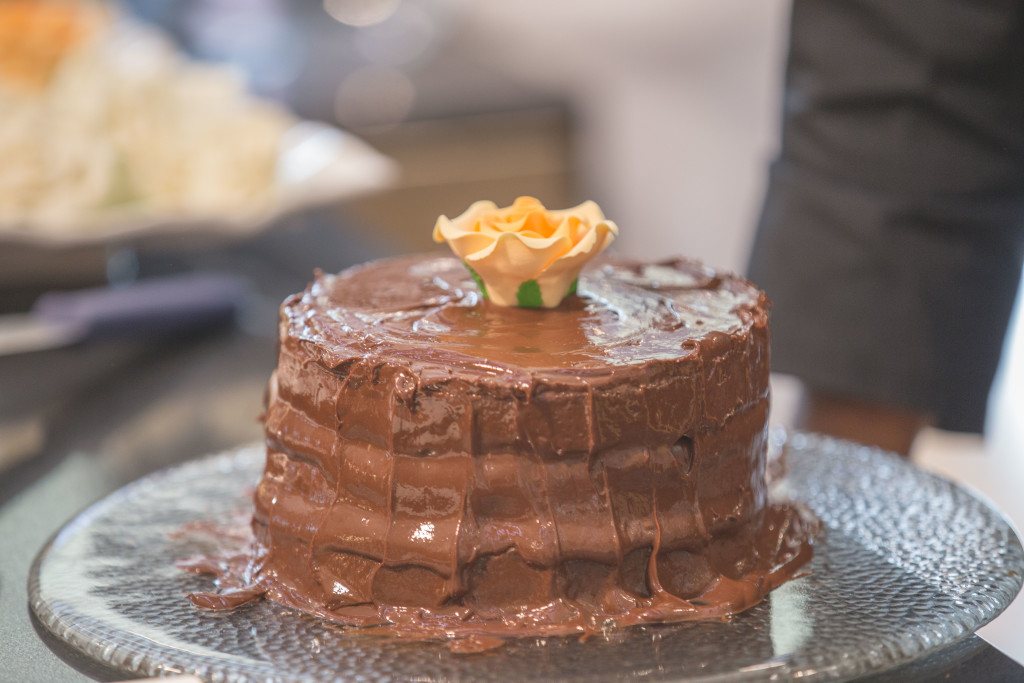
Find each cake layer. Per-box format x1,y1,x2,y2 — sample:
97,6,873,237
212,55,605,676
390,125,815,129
251,255,812,639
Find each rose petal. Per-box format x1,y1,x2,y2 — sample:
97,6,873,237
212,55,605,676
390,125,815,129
445,231,498,261
495,216,528,234
551,200,605,225
467,231,572,271
563,220,618,259
448,199,499,230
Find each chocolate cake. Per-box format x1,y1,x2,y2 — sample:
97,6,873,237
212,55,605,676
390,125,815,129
247,253,814,644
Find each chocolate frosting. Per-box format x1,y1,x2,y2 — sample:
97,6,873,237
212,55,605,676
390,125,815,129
190,255,814,649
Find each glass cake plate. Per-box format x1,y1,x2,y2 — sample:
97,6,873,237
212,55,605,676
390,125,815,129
29,432,1024,682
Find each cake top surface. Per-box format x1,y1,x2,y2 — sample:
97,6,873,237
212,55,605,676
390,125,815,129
285,254,766,377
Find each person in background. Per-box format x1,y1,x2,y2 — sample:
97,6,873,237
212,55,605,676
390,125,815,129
748,0,1024,455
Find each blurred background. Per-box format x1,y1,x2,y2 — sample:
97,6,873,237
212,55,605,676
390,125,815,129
0,0,1022,675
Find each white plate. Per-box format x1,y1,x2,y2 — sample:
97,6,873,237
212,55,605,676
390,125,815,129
0,120,396,249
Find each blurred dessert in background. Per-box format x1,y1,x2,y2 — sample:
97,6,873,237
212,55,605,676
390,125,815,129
0,0,293,233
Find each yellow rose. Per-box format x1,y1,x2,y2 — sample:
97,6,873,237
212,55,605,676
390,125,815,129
432,196,618,308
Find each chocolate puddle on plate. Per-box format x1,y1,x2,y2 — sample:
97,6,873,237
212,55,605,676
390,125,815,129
173,502,816,654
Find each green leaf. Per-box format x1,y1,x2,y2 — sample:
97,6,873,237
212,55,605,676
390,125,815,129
516,279,543,308
568,277,578,296
463,262,488,299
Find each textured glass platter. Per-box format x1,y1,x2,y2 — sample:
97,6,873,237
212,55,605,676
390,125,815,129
30,433,1024,682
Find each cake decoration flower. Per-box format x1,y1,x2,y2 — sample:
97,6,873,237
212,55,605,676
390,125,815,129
433,196,618,308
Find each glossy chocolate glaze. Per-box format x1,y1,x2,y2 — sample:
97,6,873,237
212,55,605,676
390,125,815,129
203,255,813,646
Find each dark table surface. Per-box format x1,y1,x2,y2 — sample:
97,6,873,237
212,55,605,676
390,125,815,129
1,214,1021,682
